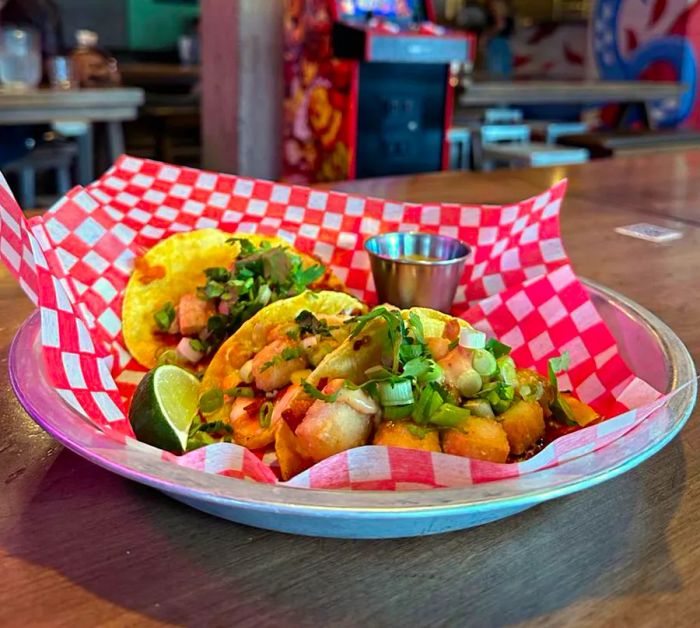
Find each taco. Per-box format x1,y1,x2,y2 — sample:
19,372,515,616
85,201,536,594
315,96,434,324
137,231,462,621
272,305,600,479
122,229,345,369
194,290,367,451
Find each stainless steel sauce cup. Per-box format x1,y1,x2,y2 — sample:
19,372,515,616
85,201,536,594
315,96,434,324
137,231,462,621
365,231,471,312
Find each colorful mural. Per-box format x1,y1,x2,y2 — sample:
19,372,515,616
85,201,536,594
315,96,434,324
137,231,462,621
592,0,700,128
283,0,357,184
512,22,588,79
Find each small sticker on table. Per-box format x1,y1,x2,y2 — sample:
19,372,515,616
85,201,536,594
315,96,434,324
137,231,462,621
615,223,684,243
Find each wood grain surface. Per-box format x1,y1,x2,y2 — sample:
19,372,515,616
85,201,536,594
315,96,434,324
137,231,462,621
1,151,699,627
458,80,687,106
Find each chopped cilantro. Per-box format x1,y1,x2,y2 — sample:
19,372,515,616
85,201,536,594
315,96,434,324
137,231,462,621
295,309,333,338
485,338,511,359
190,240,329,356
154,302,175,332
302,380,341,403
282,346,302,361
260,356,279,372
408,311,425,344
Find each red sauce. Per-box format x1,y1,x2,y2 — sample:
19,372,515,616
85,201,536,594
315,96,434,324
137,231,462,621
134,256,166,284
353,336,370,351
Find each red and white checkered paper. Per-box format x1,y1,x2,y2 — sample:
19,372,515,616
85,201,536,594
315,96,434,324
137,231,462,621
0,156,679,489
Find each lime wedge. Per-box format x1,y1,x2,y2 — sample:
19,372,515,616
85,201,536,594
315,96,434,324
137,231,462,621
128,365,200,453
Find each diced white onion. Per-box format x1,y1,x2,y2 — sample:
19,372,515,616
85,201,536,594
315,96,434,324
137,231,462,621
301,335,319,350
239,359,254,383
459,328,486,350
176,337,203,364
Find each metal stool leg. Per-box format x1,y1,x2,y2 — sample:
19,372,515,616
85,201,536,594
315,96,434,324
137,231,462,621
76,125,94,185
18,168,36,209
56,165,71,196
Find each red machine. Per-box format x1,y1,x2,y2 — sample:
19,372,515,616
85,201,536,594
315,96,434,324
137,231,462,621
283,0,474,183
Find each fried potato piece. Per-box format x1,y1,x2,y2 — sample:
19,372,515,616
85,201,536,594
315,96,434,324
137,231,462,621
516,368,554,417
295,382,377,463
442,416,510,463
275,420,314,481
373,421,440,452
561,393,600,427
499,400,545,455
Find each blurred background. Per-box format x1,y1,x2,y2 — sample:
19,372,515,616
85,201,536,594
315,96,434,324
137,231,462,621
0,0,698,206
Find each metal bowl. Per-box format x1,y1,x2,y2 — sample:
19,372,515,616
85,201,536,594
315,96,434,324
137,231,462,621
9,280,697,539
365,231,470,312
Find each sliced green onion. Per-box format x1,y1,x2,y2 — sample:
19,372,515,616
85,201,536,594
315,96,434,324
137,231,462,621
500,384,515,401
459,328,486,350
224,386,255,398
464,398,495,418
456,369,483,398
377,380,414,407
259,401,274,428
406,423,432,439
484,384,514,414
485,338,511,359
429,403,470,428
382,404,415,420
473,349,497,377
199,388,224,414
156,349,182,367
408,312,425,344
498,356,518,387
412,384,444,424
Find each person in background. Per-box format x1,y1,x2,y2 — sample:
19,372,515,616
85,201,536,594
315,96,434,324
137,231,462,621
482,0,514,79
0,0,64,167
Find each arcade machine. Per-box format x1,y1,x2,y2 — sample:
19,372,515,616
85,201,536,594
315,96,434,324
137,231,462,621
283,0,474,183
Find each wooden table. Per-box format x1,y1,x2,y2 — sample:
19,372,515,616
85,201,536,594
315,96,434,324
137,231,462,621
120,63,200,89
0,87,145,184
458,80,687,129
1,151,699,626
459,80,686,106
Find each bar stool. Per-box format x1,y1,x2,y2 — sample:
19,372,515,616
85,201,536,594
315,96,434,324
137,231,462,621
483,108,524,124
446,127,472,170
474,124,589,171
528,121,590,144
3,141,78,208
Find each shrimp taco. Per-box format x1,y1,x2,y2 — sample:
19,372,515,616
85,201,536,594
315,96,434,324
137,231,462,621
272,306,600,479
122,228,345,369
194,290,367,451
